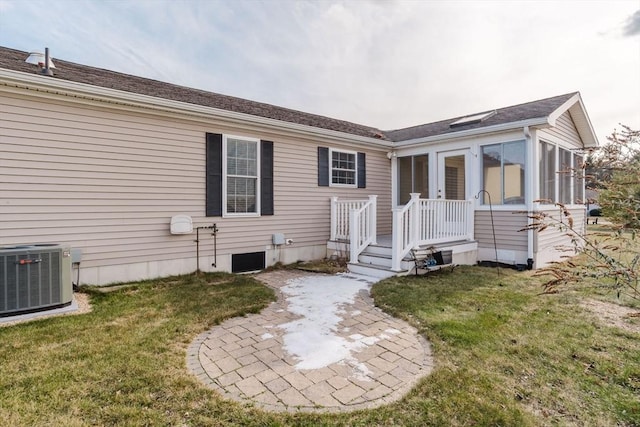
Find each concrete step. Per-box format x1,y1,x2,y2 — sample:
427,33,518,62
361,243,393,256
347,262,403,279
359,252,392,268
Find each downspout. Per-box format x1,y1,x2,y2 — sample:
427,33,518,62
524,126,535,269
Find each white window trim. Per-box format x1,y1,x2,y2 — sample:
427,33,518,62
329,147,358,188
222,134,261,218
538,139,556,205
479,140,527,207
537,140,586,207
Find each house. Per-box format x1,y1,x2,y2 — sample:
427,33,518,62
0,46,598,284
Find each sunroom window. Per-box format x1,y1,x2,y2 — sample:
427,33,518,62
539,141,556,204
558,148,572,205
574,154,585,204
539,141,584,206
481,141,526,205
398,155,429,204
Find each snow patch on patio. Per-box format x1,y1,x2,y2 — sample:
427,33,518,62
278,273,382,374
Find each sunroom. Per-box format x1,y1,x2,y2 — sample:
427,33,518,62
328,92,598,277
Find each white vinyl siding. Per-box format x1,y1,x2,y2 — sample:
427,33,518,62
474,211,528,252
544,111,582,147
534,206,586,267
0,91,391,284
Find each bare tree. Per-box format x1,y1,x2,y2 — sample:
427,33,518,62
526,125,639,302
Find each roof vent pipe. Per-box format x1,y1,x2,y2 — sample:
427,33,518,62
42,47,54,76
25,47,55,76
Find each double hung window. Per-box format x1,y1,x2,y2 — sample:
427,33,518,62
225,136,259,215
330,149,356,186
317,146,366,188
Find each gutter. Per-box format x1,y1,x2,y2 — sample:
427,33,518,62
0,69,393,150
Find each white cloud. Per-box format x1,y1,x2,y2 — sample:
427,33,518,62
1,0,638,142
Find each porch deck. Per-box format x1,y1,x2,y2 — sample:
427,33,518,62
329,195,478,278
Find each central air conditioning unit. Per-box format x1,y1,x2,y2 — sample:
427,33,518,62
0,244,73,317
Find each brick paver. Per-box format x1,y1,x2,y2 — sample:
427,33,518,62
186,270,433,413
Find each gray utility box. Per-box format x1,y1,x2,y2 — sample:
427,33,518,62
0,244,73,316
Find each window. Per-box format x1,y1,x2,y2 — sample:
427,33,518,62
225,136,259,214
539,141,556,204
398,155,429,204
537,141,585,206
318,147,365,188
481,140,525,205
206,133,273,217
450,110,496,128
574,154,584,204
559,148,572,204
331,149,356,186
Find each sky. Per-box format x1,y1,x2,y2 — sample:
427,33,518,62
1,0,639,145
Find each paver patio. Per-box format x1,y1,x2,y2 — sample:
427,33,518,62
187,270,434,413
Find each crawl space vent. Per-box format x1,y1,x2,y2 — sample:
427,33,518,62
232,252,265,273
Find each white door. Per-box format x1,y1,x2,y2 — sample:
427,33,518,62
437,150,467,200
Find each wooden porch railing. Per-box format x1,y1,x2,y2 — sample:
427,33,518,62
391,195,474,271
330,196,371,241
330,196,377,263
331,195,473,271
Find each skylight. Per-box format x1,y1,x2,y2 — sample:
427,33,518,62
450,110,497,128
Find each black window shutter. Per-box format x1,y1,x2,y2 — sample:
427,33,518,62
205,133,223,216
261,140,274,216
318,146,329,186
357,152,366,188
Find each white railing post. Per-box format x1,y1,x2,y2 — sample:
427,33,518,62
368,195,377,245
467,198,475,241
391,193,420,271
344,196,378,264
410,193,420,248
330,196,338,241
391,208,403,271
349,208,359,263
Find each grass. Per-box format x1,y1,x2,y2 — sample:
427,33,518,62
1,266,638,425
372,266,640,426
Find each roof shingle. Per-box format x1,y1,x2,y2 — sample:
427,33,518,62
0,46,386,140
0,46,577,143
383,92,577,142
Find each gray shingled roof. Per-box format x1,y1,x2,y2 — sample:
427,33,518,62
0,46,576,143
383,92,577,142
0,46,386,140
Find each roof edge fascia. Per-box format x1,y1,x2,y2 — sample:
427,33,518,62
547,93,580,126
571,97,599,148
547,92,598,148
393,117,551,147
0,69,392,149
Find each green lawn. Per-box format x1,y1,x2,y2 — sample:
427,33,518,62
1,267,638,426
